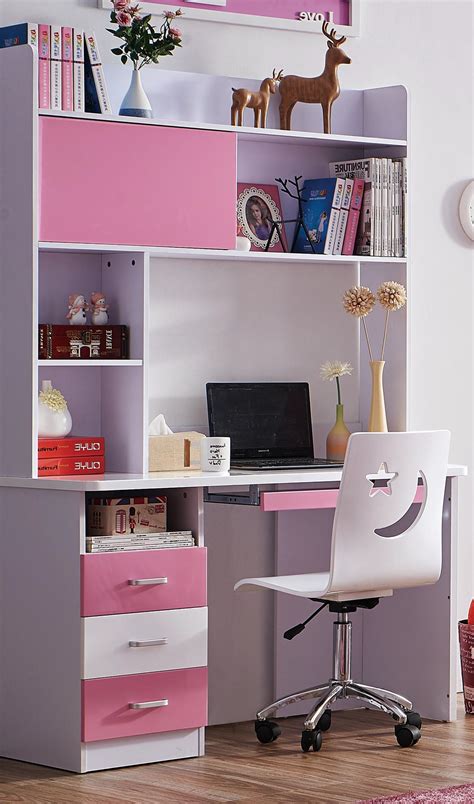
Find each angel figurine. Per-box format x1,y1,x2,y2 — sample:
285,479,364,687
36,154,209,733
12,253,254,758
66,294,88,324
90,292,109,325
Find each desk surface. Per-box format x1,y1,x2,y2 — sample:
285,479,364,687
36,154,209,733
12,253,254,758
0,464,467,492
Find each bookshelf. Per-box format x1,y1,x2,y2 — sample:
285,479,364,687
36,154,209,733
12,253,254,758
0,43,429,774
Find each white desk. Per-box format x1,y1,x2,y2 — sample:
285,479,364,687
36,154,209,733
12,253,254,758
0,464,466,771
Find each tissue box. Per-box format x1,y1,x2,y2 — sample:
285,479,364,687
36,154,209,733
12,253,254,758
148,432,205,472
87,496,167,537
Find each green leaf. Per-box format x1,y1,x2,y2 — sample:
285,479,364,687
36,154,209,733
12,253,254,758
111,47,123,55
121,54,128,64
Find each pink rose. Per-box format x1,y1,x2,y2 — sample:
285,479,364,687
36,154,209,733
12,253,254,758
113,0,129,10
116,10,132,25
169,27,181,38
164,10,176,19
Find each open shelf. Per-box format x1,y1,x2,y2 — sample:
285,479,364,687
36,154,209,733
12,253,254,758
39,243,407,263
38,109,407,150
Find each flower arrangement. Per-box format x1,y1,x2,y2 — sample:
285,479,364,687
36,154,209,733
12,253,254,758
343,281,406,360
39,385,68,412
108,2,183,70
320,360,353,404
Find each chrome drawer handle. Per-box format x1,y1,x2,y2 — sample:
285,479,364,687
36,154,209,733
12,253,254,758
129,638,168,648
128,577,168,586
129,699,169,710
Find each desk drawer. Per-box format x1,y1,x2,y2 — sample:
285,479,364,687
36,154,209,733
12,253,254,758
82,607,208,679
82,667,207,742
81,548,207,616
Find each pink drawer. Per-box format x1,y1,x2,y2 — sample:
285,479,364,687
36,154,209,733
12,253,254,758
39,117,236,249
260,486,425,512
82,667,207,742
81,547,207,616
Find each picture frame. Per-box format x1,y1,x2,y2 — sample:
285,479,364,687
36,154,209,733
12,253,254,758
98,1,360,37
236,184,287,252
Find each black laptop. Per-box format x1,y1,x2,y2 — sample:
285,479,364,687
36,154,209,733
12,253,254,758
206,382,343,470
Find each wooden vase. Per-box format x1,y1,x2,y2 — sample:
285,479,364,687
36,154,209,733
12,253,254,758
326,403,351,461
368,360,388,432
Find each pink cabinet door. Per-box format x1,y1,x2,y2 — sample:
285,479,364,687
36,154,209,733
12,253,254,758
39,117,237,249
82,667,208,742
81,547,207,616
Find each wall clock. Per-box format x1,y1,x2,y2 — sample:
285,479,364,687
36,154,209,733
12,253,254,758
459,180,474,241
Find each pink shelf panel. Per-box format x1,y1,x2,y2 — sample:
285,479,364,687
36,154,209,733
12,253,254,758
81,547,207,616
39,117,236,249
260,485,425,512
82,666,208,742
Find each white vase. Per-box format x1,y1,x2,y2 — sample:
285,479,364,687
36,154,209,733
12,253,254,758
119,68,153,119
38,381,73,438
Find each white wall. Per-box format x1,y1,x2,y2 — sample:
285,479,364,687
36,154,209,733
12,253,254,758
2,0,472,680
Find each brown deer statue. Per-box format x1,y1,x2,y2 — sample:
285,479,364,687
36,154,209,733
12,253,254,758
279,22,350,133
231,69,284,129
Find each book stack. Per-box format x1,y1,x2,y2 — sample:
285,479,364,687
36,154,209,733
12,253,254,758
86,531,195,553
0,24,111,114
293,176,366,257
38,436,105,476
329,157,407,257
39,324,129,360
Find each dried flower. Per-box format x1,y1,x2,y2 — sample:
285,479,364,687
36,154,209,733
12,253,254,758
343,285,376,318
320,361,353,382
377,281,407,311
39,387,68,412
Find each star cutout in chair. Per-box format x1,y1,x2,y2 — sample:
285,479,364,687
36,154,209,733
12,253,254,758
366,462,398,497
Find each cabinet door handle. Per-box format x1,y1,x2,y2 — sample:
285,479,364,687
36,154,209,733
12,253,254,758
129,699,169,710
128,577,168,586
129,638,168,648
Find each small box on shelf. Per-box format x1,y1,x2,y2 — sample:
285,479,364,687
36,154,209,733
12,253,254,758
149,432,205,472
39,324,129,360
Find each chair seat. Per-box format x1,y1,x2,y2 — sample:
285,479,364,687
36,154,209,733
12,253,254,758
234,572,393,602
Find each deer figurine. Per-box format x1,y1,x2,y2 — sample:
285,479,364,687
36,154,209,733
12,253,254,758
279,22,351,133
231,69,284,129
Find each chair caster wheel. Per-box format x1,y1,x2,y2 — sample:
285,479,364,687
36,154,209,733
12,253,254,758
395,723,421,747
301,729,322,752
317,709,332,732
255,719,281,744
405,711,422,729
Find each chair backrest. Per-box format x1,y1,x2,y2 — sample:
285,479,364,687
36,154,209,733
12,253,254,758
328,430,450,594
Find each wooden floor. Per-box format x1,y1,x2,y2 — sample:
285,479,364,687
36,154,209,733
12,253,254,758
0,698,473,803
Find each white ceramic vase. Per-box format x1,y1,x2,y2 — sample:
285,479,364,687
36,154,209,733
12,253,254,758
119,67,153,119
38,381,73,438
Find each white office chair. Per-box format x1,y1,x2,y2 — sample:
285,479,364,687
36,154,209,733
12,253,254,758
235,430,450,753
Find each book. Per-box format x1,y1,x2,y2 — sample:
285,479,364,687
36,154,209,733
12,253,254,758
342,178,364,256
38,324,129,360
84,31,112,114
50,25,62,111
381,158,389,257
86,531,195,553
0,22,38,48
333,178,354,256
38,436,105,459
61,27,74,112
38,455,105,477
38,24,51,110
293,177,344,255
329,158,377,255
73,29,85,112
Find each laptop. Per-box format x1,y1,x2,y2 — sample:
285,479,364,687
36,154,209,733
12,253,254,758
206,382,343,470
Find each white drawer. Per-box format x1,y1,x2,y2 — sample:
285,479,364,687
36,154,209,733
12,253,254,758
82,607,207,680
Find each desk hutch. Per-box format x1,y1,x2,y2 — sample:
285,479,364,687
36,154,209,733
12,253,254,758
0,44,466,772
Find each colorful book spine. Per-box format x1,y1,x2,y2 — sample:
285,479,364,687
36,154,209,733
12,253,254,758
333,178,354,256
38,455,105,477
61,27,74,111
329,158,377,255
73,29,85,112
38,436,105,459
38,24,51,109
84,31,112,114
323,176,344,255
342,178,364,256
50,25,62,111
0,23,38,49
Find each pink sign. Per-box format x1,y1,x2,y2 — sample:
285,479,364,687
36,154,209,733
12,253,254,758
139,1,354,30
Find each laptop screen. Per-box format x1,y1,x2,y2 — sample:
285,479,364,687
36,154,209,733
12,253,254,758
206,382,314,460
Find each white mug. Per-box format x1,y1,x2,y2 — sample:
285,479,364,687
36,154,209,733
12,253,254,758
200,436,231,473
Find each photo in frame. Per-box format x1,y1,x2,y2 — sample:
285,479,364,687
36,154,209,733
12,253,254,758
236,184,287,252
